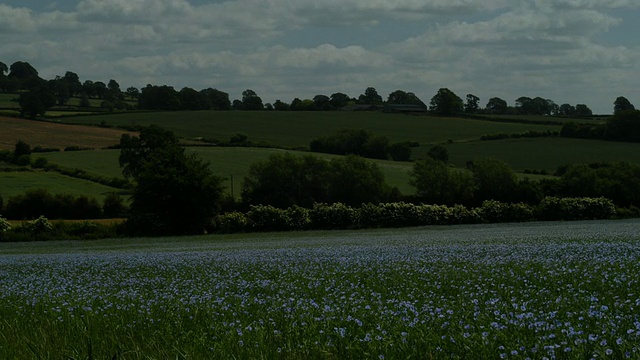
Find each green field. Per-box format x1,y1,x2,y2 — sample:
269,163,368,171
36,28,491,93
39,147,415,196
59,111,561,147
0,93,19,108
0,171,124,202
414,137,640,172
1,220,639,358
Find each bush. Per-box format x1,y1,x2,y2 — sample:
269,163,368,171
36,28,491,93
286,205,311,230
478,200,534,223
246,205,290,232
31,157,48,168
22,216,53,236
537,197,616,221
0,216,11,234
377,202,423,227
356,203,384,228
210,212,249,233
103,192,127,218
309,203,355,229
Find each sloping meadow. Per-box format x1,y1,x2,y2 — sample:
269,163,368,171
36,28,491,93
1,220,640,358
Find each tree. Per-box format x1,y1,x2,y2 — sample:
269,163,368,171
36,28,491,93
429,88,463,115
605,110,640,141
125,86,140,101
179,87,207,110
241,153,330,208
468,158,519,203
8,61,38,80
575,104,592,116
273,99,290,111
107,79,122,100
138,85,180,110
409,158,475,205
327,155,392,206
427,145,449,163
200,88,230,110
0,61,7,76
358,87,383,105
330,92,350,108
18,82,56,118
119,126,223,235
241,89,263,110
49,77,71,105
485,97,508,114
464,94,480,113
558,103,576,116
614,96,635,114
63,71,82,96
313,94,332,110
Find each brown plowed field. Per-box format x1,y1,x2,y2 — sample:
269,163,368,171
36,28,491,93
0,117,135,150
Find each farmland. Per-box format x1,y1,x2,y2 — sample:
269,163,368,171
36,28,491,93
0,171,125,201
1,220,639,358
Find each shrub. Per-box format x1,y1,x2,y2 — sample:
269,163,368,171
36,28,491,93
22,216,53,236
103,192,127,218
377,202,422,227
356,203,384,228
31,157,48,168
285,205,311,230
478,200,534,223
0,216,10,233
537,197,616,221
246,205,289,232
210,212,249,233
309,203,355,229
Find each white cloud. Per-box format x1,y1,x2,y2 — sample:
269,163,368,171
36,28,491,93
0,4,37,32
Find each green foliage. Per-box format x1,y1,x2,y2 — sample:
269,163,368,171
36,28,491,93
309,203,355,230
246,205,290,232
119,126,224,235
242,153,330,209
469,158,519,204
210,211,249,233
309,128,390,160
22,215,53,236
388,141,412,161
0,216,10,234
537,197,615,221
409,158,475,206
102,192,127,218
14,140,31,158
327,155,392,207
427,145,448,163
31,157,48,169
429,88,463,115
478,200,534,223
605,110,640,142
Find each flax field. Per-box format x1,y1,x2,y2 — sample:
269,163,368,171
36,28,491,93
1,220,639,359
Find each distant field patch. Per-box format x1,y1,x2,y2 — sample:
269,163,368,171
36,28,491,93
40,147,415,196
0,171,124,202
0,117,134,151
416,137,640,171
60,111,561,147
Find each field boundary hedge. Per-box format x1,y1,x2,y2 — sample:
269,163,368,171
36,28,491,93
209,197,616,233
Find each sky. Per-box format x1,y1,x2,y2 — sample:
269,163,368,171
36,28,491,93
0,0,638,114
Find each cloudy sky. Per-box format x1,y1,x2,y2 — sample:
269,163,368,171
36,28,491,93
1,0,638,114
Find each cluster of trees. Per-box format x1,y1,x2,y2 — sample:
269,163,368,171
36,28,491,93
309,129,413,161
0,189,126,220
5,60,637,119
560,109,640,142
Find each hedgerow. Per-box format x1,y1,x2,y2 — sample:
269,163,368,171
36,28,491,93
208,197,616,234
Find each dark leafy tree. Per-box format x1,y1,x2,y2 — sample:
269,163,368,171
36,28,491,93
605,110,640,141
358,87,383,105
18,82,56,118
241,153,330,208
0,61,7,76
516,96,556,115
49,77,71,105
82,80,95,97
485,97,508,114
430,88,463,115
200,88,231,110
138,85,180,110
290,98,315,111
63,71,82,96
427,145,449,163
179,87,208,110
468,158,519,203
14,140,31,158
93,81,108,99
558,103,576,116
8,61,38,80
102,192,127,218
614,96,635,114
388,141,412,161
273,99,290,111
575,104,592,116
241,89,263,110
119,126,223,235
125,87,140,101
313,95,332,110
409,157,475,206
330,92,350,108
464,94,480,113
327,155,392,206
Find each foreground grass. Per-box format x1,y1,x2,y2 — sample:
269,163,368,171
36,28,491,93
1,220,639,359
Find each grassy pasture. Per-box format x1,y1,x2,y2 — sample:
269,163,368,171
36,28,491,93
40,147,416,196
0,117,134,151
59,111,561,147
416,137,640,172
1,220,639,358
0,93,19,108
0,171,124,202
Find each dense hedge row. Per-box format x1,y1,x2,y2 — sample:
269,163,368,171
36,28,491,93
209,197,616,233
0,216,122,242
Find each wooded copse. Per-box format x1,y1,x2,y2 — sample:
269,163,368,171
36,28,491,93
2,60,634,117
